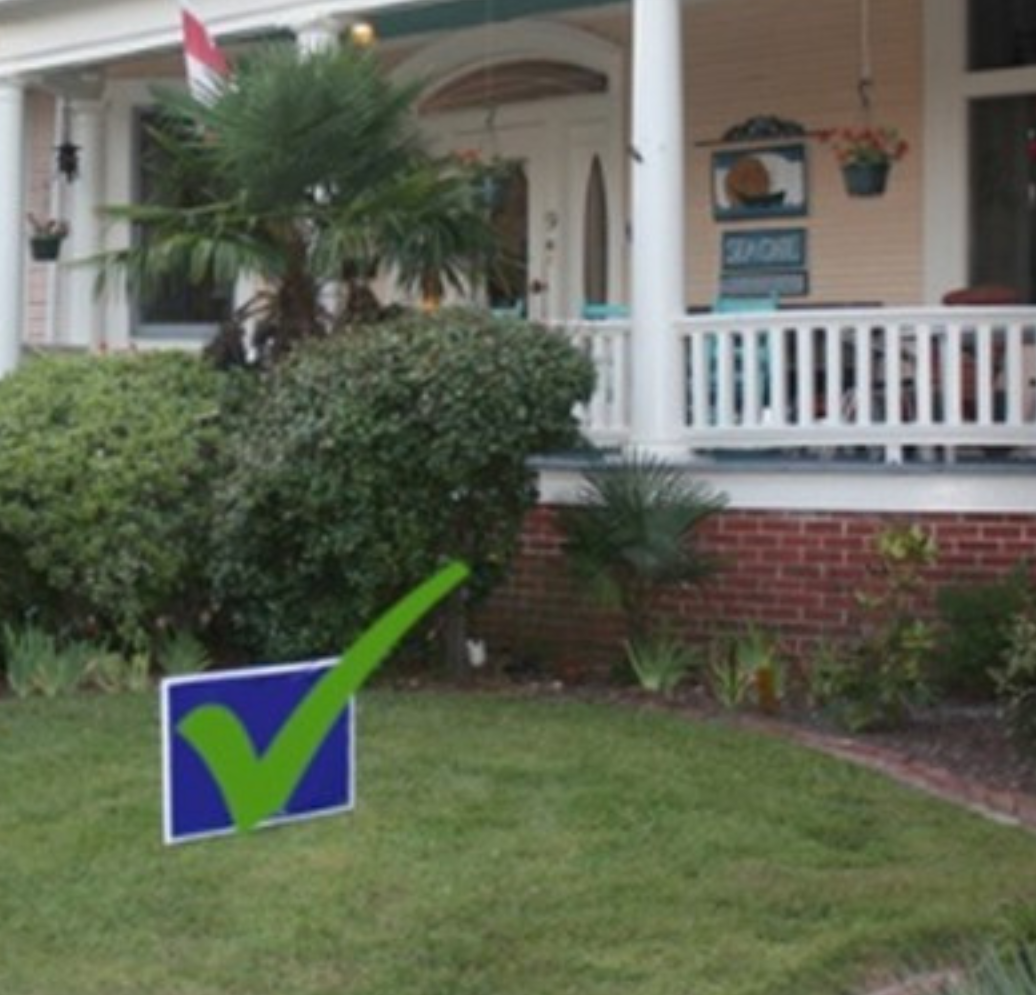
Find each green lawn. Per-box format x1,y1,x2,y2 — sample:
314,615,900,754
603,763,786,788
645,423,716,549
2,690,1035,995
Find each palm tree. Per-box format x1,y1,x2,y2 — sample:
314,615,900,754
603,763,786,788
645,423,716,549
98,42,495,362
558,453,728,643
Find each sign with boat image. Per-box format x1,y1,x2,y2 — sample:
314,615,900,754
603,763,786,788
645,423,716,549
712,143,807,221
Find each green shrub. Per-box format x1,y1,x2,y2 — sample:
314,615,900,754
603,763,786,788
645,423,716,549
0,352,226,650
212,308,595,659
936,564,1034,699
812,524,937,731
993,612,1036,752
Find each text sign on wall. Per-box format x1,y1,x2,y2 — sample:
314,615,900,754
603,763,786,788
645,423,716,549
722,228,808,272
161,658,354,845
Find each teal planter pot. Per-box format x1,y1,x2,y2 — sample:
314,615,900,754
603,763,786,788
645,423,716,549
29,235,64,262
842,161,891,197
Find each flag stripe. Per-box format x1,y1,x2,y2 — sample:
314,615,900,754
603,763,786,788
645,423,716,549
181,1,229,99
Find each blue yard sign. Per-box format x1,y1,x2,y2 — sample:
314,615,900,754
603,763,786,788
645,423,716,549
161,658,354,845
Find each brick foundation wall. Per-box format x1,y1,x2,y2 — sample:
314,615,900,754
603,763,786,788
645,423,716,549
472,505,1036,674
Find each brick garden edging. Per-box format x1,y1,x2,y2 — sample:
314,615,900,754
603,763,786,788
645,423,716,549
741,716,1036,833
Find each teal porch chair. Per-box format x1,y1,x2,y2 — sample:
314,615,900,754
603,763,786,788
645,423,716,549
581,302,630,320
707,293,779,423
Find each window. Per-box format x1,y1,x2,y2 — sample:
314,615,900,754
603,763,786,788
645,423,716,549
134,110,232,338
969,0,1036,71
582,155,609,306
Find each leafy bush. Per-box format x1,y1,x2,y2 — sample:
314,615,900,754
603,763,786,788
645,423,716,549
993,612,1036,752
811,524,937,731
212,308,595,659
0,352,226,650
936,563,1034,699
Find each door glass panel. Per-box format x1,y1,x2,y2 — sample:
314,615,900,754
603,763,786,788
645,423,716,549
970,0,1036,71
583,155,609,305
969,96,1036,301
487,164,529,312
135,111,232,334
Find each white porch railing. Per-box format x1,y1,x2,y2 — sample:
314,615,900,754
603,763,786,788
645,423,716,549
556,307,1036,462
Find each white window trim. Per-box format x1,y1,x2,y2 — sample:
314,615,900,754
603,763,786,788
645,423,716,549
924,0,1036,302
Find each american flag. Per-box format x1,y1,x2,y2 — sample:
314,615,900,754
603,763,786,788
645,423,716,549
180,1,230,100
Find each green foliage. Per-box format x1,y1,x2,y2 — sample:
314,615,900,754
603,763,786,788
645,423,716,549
993,612,1036,752
624,631,699,695
945,945,1036,995
99,43,493,361
936,563,1034,699
155,628,212,676
708,646,755,710
1,623,85,698
558,452,727,644
705,626,785,712
86,650,152,694
212,308,594,659
0,352,226,651
812,524,937,731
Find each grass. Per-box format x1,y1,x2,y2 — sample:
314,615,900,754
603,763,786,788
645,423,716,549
2,690,1035,995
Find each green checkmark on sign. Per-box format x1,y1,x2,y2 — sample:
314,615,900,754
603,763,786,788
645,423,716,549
176,561,469,833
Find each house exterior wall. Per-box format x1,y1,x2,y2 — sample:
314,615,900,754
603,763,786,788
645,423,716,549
472,504,1035,673
16,0,929,344
685,0,924,307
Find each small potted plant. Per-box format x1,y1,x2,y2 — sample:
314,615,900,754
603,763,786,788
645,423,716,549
452,148,522,211
27,213,70,262
821,125,908,197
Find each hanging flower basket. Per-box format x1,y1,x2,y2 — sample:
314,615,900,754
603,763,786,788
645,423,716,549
821,126,907,199
29,234,66,262
26,214,69,262
841,160,890,197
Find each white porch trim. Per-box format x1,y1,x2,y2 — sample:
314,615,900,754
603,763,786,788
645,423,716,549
0,77,25,375
538,459,1036,515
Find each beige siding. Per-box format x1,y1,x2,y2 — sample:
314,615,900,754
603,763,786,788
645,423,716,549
25,90,58,345
686,0,924,306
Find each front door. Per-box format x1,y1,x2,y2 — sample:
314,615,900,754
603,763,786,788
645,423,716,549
420,93,622,320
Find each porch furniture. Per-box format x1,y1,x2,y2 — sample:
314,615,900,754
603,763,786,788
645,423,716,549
582,302,630,320
703,294,779,426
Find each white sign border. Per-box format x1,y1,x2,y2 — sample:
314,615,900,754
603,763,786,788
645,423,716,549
160,657,356,846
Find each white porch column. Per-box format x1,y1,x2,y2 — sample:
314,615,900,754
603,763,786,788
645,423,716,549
630,0,686,456
0,78,26,376
64,99,106,349
293,15,342,55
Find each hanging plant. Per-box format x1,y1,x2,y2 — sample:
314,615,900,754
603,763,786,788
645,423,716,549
26,213,70,262
452,149,522,211
821,126,909,197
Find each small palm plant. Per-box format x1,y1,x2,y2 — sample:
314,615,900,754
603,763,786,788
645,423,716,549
558,453,727,685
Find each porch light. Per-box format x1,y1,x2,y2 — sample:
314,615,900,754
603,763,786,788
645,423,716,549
349,21,375,47
56,139,81,183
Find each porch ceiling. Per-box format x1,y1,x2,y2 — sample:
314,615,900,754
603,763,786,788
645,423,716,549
371,0,628,40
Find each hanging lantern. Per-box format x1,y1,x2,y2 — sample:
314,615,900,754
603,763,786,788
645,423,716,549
56,140,80,182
